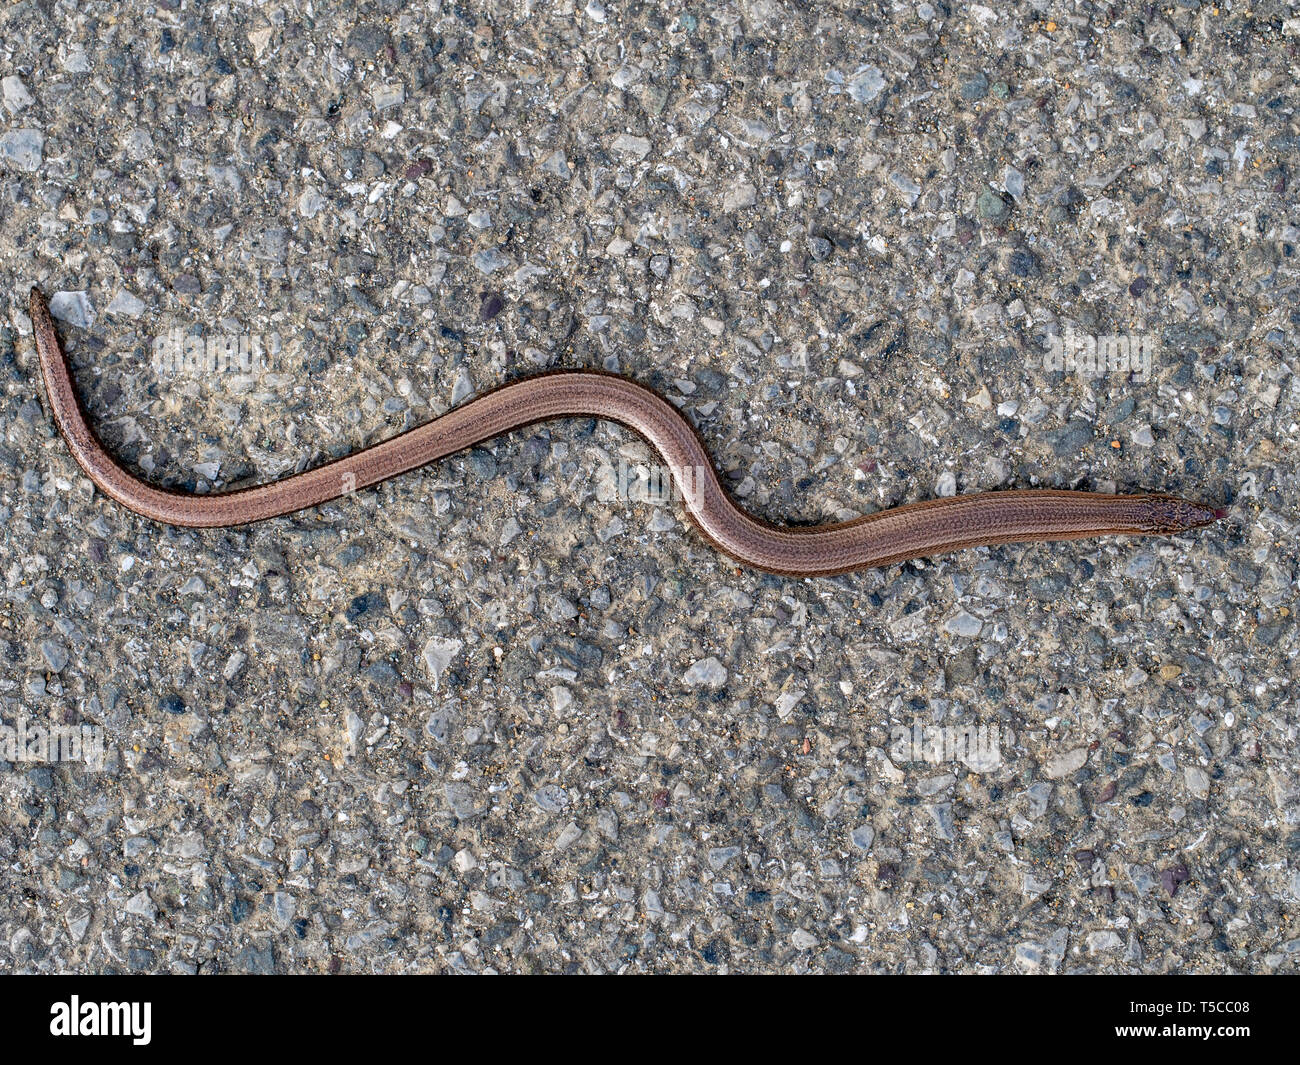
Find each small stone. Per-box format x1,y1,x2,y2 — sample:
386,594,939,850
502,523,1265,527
371,83,404,110
943,612,983,637
1014,941,1044,973
1147,19,1182,53
1023,872,1052,900
928,803,955,840
1003,166,1024,200
1008,250,1040,277
541,151,571,179
298,188,326,218
450,367,476,407
421,636,463,690
233,944,275,974
611,133,652,160
471,248,510,275
65,909,91,942
683,656,727,687
1046,748,1088,779
445,783,485,819
534,784,570,813
479,291,505,321
723,182,757,211
553,822,582,850
48,291,97,329
1160,862,1190,897
889,172,921,206
270,893,295,930
959,72,989,101
1046,419,1093,457
846,66,886,105
977,186,1009,221
2,76,35,113
774,690,803,720
61,49,91,74
106,290,146,317
124,891,156,921
467,449,497,479
247,28,273,57
1086,930,1123,954
0,129,44,172
40,640,70,673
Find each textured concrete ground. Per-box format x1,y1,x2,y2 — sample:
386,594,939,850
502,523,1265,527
0,1,1296,973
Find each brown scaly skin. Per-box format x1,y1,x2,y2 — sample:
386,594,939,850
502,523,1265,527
27,286,1226,577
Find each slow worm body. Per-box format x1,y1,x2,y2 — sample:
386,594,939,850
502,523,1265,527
28,287,1223,576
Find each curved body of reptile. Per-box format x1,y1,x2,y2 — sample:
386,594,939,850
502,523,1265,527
28,287,1223,577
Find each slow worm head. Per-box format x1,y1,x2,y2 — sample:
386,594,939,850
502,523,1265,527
28,286,1225,577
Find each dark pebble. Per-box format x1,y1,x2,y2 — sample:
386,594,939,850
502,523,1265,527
479,291,505,321
1105,395,1137,425
1046,418,1094,457
959,72,989,101
1160,862,1190,897
232,943,276,974
346,591,383,622
347,286,378,315
1008,249,1041,277
467,449,497,478
345,23,390,57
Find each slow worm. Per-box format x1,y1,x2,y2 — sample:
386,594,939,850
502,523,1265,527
28,287,1224,577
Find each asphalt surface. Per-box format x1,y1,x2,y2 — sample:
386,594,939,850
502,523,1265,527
0,1,1295,973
